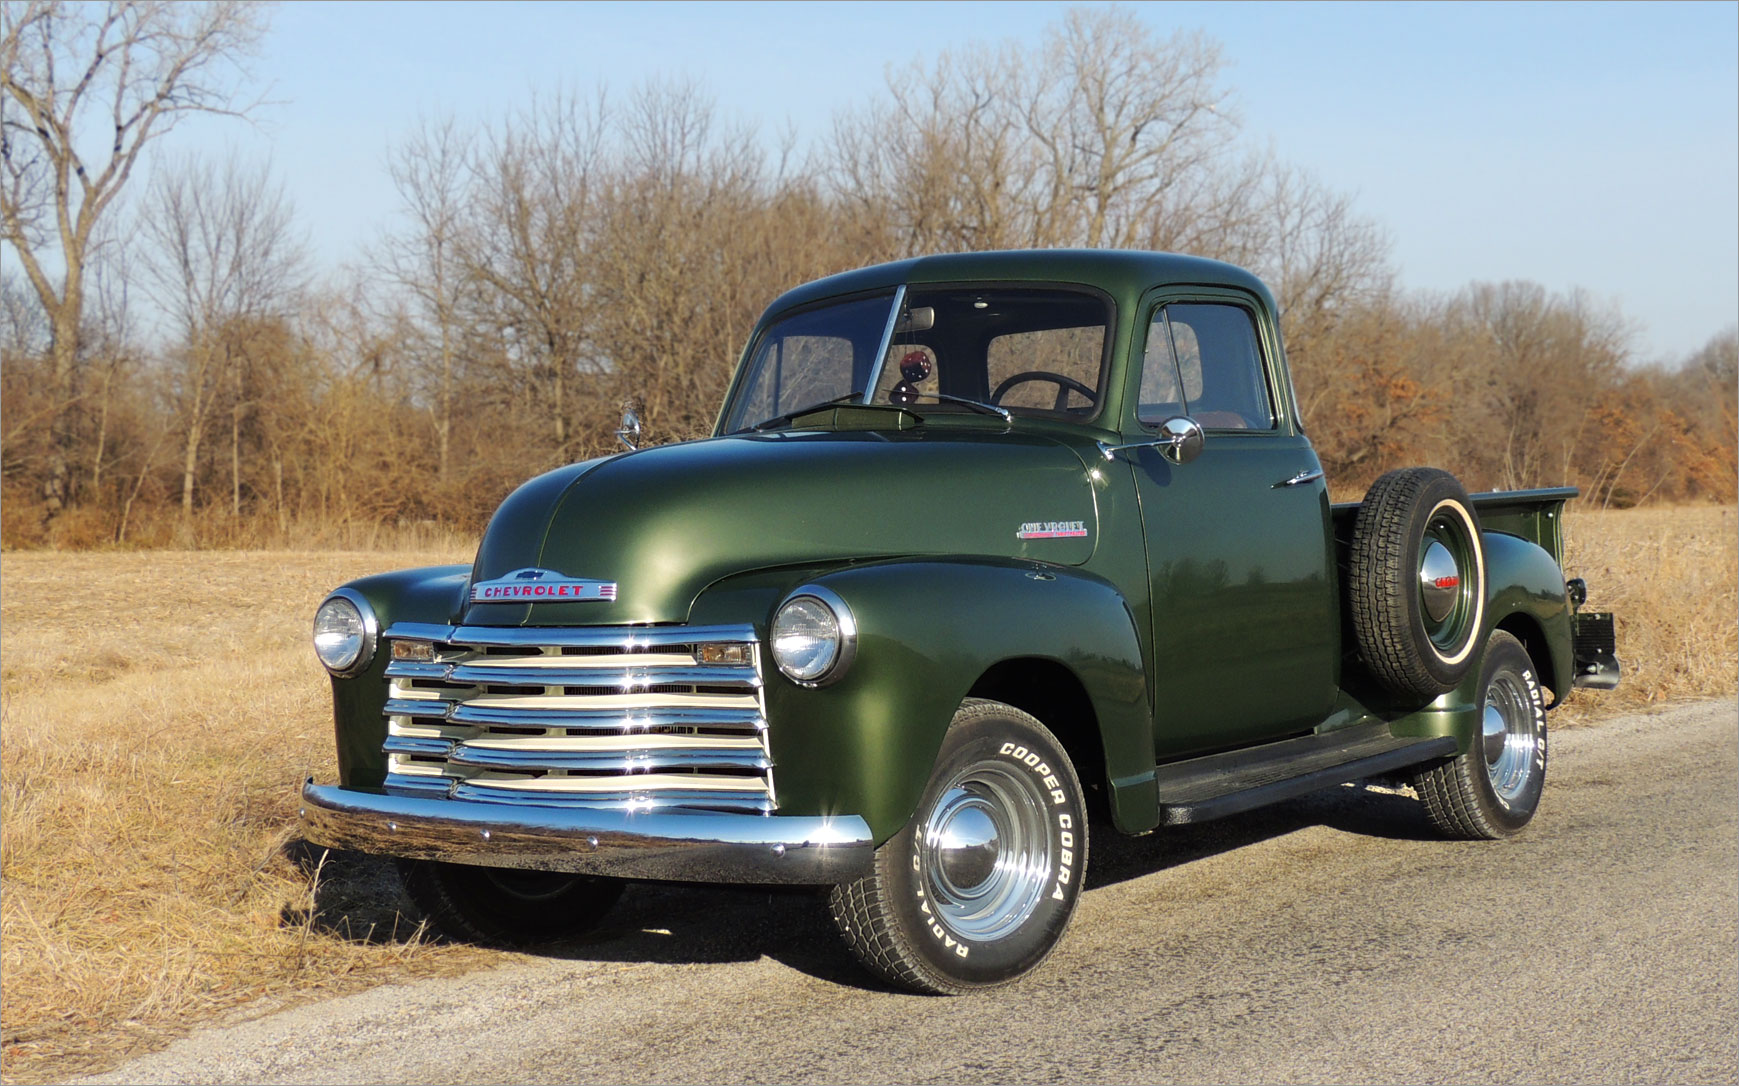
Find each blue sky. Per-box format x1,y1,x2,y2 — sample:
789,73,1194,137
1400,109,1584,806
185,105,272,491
160,1,1739,362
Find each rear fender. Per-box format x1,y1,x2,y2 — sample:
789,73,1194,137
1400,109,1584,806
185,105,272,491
1481,532,1573,699
1389,531,1571,752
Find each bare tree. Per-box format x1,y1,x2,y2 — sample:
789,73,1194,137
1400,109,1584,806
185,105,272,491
1252,160,1393,374
0,261,47,353
1,0,270,514
463,89,607,463
1458,282,1631,490
591,81,768,438
139,154,302,524
81,217,136,494
828,8,1240,255
380,116,472,484
1038,11,1236,248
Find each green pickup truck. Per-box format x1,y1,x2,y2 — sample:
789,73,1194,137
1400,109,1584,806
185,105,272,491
300,250,1619,993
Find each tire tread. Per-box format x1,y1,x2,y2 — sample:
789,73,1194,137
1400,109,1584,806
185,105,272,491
829,866,963,995
1409,630,1543,840
1350,467,1479,697
826,698,1081,995
1413,755,1503,839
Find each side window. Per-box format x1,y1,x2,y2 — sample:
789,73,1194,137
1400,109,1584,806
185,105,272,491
1138,312,1186,424
1139,302,1275,430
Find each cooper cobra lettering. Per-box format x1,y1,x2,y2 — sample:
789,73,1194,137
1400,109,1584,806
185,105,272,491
1000,742,1076,897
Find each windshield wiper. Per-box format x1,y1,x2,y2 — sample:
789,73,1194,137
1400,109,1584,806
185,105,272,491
902,391,1012,423
744,394,873,432
740,390,1011,433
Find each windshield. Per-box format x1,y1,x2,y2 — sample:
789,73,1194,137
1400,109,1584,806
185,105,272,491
719,292,896,434
721,286,1111,432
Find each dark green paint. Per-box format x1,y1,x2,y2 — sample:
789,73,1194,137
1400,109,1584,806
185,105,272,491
327,565,470,787
1470,488,1578,568
690,559,1151,842
317,250,1586,844
1133,434,1339,755
1481,531,1576,699
466,428,1099,627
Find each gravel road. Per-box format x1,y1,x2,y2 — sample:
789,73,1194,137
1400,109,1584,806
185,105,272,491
85,698,1737,1085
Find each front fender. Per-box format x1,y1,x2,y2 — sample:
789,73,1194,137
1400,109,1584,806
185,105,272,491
691,559,1151,844
326,565,471,788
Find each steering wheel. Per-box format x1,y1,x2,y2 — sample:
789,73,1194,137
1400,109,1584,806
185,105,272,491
990,371,1098,411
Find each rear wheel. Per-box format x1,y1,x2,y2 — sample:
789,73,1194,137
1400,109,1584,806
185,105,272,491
398,860,623,946
1412,630,1548,838
829,699,1088,994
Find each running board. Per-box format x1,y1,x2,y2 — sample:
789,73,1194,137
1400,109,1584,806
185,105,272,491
1155,722,1457,826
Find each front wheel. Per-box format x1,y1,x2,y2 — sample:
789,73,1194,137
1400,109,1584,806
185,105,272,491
828,699,1088,994
1411,630,1548,838
398,860,623,946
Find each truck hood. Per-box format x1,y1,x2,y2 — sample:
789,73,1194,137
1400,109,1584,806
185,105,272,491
462,428,1099,626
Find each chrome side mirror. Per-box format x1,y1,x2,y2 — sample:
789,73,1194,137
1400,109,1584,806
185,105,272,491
1097,415,1205,464
1155,415,1205,464
616,404,642,451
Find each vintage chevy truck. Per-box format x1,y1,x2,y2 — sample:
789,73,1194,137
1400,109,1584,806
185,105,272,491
299,250,1619,993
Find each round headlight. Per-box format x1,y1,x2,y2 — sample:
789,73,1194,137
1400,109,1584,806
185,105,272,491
313,590,378,676
770,585,856,686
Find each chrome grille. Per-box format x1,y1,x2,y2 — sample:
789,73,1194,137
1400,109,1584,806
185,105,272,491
379,622,773,814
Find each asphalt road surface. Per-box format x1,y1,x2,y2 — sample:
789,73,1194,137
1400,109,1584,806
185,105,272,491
88,699,1737,1085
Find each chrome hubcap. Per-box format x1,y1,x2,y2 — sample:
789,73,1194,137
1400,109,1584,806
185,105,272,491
920,761,1052,943
1419,540,1461,624
932,799,1001,891
1482,704,1508,763
1483,671,1541,804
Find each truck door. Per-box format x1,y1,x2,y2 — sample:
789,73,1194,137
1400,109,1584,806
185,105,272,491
1128,292,1339,758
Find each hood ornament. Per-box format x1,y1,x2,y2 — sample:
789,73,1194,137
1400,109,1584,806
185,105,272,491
616,401,642,451
471,568,617,603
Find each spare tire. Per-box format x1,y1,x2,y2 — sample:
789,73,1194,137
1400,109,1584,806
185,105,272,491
1349,467,1486,700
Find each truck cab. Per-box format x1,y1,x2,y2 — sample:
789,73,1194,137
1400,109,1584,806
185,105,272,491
300,250,1618,993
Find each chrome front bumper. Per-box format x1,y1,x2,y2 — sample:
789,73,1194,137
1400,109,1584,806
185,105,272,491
298,780,875,885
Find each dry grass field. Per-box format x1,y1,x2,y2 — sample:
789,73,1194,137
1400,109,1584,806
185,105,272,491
1,506,1734,1083
1557,505,1739,720
0,550,495,1084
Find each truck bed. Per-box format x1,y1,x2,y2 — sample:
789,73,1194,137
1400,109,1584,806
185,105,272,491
1331,486,1578,565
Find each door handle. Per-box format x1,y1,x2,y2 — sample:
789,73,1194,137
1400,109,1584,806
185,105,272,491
1273,469,1324,488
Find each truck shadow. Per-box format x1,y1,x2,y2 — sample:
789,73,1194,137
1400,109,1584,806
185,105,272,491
1087,780,1440,889
285,782,1444,991
280,842,434,945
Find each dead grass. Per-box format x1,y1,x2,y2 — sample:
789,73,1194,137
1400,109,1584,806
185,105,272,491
0,508,1733,1082
0,551,497,1085
1556,505,1739,723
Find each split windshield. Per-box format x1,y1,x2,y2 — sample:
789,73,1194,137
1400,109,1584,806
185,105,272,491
721,286,1110,433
